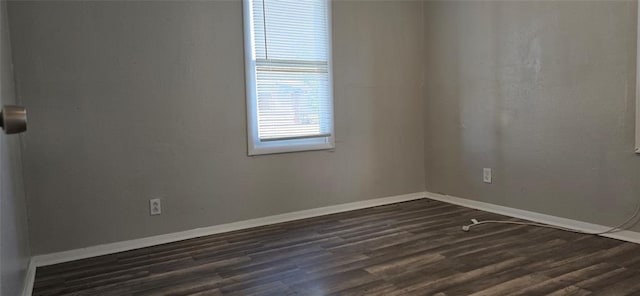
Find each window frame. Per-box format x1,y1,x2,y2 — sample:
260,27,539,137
242,0,335,156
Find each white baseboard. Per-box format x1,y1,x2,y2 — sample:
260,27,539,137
424,191,640,244
24,190,640,296
22,259,36,296
30,192,426,269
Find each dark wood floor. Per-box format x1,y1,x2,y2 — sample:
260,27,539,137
33,199,640,296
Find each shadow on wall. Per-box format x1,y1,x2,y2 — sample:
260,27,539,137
1,0,31,294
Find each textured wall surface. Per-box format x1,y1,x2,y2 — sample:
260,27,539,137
8,0,425,254
423,0,640,231
0,0,30,294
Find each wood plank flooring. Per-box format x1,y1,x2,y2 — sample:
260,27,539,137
33,199,640,296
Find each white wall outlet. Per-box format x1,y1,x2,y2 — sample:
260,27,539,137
150,198,162,216
483,168,492,184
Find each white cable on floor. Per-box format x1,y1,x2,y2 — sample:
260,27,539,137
461,199,640,235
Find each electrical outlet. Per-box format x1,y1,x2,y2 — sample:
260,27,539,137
483,168,492,184
150,198,162,216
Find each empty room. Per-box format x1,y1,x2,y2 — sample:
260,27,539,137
1,0,640,295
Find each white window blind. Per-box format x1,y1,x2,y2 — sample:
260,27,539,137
244,0,334,155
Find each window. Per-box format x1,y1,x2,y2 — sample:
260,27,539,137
243,0,334,155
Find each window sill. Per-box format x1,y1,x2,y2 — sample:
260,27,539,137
248,141,334,156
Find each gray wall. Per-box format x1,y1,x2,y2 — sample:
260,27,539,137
12,0,638,257
0,0,30,294
8,0,425,254
423,1,640,231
